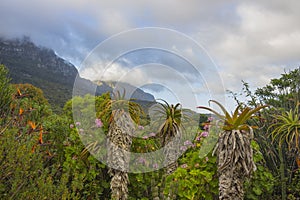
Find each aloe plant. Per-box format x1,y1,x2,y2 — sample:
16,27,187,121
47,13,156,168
156,100,182,149
81,91,144,200
269,102,300,200
107,92,144,200
269,102,300,151
152,100,184,199
198,100,267,200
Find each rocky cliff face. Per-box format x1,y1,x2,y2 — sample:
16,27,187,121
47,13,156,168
0,37,155,112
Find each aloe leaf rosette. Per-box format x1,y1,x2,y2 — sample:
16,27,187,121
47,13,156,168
197,100,267,200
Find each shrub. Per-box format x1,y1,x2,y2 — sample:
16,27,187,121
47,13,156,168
0,64,13,125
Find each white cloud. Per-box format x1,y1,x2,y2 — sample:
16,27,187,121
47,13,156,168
80,62,130,81
199,1,300,93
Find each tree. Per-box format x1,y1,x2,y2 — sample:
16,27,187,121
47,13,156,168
255,67,300,110
156,100,183,174
152,100,186,199
198,100,267,200
99,91,143,200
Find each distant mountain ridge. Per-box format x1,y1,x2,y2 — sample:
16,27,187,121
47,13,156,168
0,37,155,112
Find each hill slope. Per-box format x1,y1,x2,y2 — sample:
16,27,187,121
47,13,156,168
0,37,155,112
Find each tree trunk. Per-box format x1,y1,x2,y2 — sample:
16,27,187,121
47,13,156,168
217,129,256,200
107,109,135,200
218,168,244,199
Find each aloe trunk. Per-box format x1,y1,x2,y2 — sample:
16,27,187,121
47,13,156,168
163,124,181,174
217,130,256,200
107,109,135,200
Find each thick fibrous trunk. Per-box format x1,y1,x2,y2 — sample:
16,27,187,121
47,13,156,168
107,109,135,200
218,168,244,199
217,129,256,200
163,125,181,175
109,170,129,200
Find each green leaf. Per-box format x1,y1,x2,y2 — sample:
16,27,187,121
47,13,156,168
199,171,213,182
253,187,263,195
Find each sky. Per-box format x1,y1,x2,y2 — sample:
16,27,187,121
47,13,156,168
1,0,300,112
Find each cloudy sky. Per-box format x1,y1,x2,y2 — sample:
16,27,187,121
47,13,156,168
1,0,300,111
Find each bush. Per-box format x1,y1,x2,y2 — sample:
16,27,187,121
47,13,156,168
0,64,13,125
244,141,275,199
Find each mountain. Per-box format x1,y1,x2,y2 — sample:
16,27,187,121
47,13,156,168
0,37,155,112
94,80,155,102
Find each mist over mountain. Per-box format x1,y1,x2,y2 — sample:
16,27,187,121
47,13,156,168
0,37,155,112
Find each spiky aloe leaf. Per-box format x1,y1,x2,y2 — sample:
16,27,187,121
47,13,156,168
233,105,268,130
196,106,225,120
209,100,233,123
198,100,268,131
269,102,300,150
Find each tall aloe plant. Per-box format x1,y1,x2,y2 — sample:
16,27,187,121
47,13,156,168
269,102,300,200
105,91,143,200
106,109,134,200
157,100,183,173
82,91,143,200
152,100,183,199
198,100,267,200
